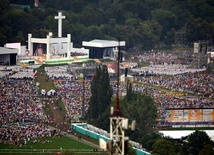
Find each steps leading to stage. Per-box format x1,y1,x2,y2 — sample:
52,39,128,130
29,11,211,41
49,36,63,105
17,61,29,68
94,59,101,63
73,56,79,61
35,59,43,64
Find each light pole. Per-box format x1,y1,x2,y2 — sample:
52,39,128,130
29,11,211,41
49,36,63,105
109,41,136,155
82,63,85,118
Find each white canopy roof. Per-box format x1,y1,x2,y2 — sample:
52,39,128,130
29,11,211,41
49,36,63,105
0,47,18,54
159,130,214,141
82,39,125,48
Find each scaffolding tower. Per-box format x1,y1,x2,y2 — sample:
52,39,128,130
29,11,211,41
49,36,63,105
174,30,186,48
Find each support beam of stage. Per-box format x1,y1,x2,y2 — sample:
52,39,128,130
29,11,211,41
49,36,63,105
47,35,50,60
28,34,33,56
67,34,71,58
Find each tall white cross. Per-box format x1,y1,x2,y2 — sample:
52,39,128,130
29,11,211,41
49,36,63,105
54,12,66,37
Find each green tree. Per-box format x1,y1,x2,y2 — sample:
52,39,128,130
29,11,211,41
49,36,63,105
15,31,25,45
54,0,72,10
122,84,157,140
79,5,105,26
98,65,113,117
0,0,10,15
66,12,80,26
99,0,112,10
86,65,113,129
137,20,162,49
100,24,116,40
113,25,130,44
10,0,33,6
44,15,58,37
97,65,113,129
151,8,177,39
106,4,126,24
152,138,176,155
1,10,37,39
141,131,163,152
165,28,175,46
81,25,103,41
156,0,175,10
199,3,214,22
126,146,137,155
120,1,149,20
1,0,214,50
169,1,191,29
69,23,85,47
198,144,214,155
181,130,213,155
0,26,13,46
87,65,102,121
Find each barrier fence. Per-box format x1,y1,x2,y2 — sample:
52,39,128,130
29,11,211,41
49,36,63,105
0,148,97,154
71,123,150,155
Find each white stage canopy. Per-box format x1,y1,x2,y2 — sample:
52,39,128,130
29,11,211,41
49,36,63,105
160,130,214,141
82,39,125,48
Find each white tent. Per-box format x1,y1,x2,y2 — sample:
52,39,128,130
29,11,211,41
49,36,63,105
41,89,46,95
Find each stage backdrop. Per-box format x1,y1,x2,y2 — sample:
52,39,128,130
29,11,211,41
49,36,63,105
165,109,214,123
33,43,46,56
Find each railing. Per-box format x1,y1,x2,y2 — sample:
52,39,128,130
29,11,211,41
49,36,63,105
72,123,151,155
0,148,97,153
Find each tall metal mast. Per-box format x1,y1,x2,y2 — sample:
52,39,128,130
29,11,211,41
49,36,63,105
109,40,130,155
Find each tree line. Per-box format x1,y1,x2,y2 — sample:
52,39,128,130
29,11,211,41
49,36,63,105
1,0,213,50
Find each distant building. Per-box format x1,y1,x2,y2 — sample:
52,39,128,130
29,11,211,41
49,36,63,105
82,39,125,59
0,47,18,65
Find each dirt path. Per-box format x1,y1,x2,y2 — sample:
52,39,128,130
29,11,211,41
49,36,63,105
42,98,69,131
49,100,64,127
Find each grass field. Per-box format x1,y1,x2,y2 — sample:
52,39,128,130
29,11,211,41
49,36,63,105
0,136,92,150
0,136,108,155
0,153,108,155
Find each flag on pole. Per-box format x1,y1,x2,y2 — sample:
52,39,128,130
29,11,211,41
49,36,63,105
33,70,38,78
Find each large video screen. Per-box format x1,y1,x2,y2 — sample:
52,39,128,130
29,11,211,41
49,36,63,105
165,109,214,123
33,43,46,56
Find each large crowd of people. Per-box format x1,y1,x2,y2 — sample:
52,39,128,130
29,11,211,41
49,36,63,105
125,51,214,125
0,78,60,146
140,73,214,97
46,61,213,125
0,50,213,145
55,78,91,120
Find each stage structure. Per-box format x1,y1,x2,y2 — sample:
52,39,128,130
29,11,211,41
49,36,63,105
0,47,18,65
174,30,186,47
109,43,135,155
27,12,72,60
82,39,125,59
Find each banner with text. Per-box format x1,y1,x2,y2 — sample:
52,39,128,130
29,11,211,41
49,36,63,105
165,109,214,123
